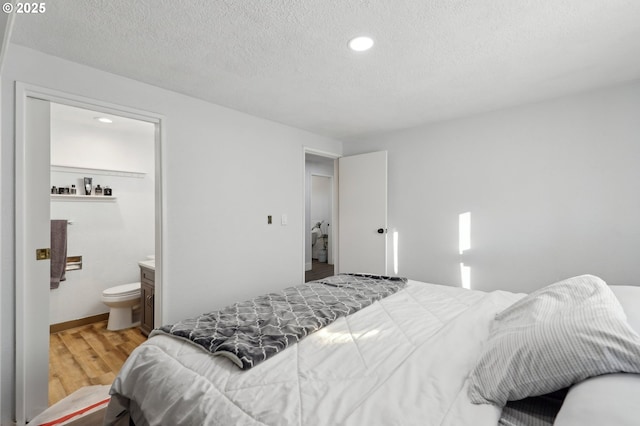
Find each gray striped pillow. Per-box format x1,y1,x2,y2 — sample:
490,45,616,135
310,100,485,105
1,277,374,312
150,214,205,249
468,275,640,407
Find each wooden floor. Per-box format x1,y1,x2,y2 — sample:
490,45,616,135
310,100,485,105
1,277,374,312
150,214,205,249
49,320,146,406
305,259,335,282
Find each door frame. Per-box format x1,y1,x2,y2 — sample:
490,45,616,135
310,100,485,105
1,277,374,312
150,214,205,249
302,147,340,282
14,82,165,424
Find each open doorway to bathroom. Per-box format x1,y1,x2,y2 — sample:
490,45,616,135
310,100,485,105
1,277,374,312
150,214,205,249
16,84,163,423
47,102,156,405
304,153,335,282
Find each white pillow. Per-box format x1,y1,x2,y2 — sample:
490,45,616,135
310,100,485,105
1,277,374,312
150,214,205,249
553,285,640,426
467,275,640,406
554,373,640,426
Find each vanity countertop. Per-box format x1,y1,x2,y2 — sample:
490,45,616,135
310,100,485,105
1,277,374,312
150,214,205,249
138,259,155,270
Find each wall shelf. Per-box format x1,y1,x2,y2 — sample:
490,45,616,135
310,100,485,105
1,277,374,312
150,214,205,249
51,164,146,179
51,194,117,201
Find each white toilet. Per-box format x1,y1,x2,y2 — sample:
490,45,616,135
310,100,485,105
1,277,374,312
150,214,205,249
102,282,141,331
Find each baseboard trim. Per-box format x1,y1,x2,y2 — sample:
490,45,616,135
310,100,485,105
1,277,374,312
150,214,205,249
50,313,110,333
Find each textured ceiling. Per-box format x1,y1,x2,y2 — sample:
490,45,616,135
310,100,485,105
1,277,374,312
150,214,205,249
10,0,640,141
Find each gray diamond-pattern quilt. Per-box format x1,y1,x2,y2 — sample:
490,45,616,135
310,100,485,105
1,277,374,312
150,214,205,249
152,273,407,369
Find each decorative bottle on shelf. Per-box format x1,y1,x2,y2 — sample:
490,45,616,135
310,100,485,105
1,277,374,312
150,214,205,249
95,185,103,195
70,184,77,195
104,186,112,196
84,177,92,195
51,186,57,194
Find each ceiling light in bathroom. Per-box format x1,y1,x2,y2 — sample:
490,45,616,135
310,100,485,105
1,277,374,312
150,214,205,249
348,36,374,52
95,117,113,123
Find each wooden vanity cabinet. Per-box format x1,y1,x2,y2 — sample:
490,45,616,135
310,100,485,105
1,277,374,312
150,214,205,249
140,266,155,336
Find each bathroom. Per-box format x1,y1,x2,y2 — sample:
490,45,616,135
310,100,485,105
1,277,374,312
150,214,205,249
49,103,155,330
304,153,334,280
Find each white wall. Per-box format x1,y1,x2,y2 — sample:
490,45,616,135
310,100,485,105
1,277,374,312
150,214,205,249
304,156,334,268
310,175,332,261
345,81,640,294
0,44,342,423
311,176,331,228
49,105,155,324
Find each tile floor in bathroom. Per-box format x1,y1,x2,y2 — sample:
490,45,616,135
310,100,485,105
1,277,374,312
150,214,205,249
48,320,146,406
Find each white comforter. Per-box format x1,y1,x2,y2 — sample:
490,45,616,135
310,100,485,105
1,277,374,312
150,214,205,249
106,281,523,425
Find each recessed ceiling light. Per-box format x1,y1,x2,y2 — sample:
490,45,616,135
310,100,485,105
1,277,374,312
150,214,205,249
348,36,374,52
95,117,113,124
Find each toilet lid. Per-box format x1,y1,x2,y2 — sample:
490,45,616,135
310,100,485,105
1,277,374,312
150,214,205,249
103,282,140,297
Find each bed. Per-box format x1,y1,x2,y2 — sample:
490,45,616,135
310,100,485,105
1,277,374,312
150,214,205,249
104,274,640,426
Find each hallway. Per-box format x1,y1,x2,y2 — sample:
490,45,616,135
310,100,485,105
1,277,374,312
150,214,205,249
305,259,334,282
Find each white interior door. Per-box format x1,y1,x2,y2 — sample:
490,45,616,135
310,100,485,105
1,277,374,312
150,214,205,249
338,151,387,275
16,96,51,422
